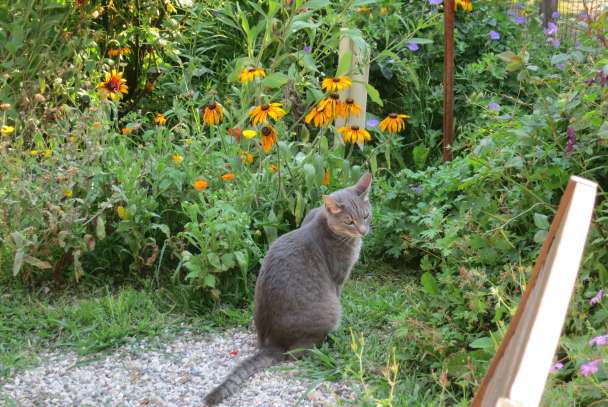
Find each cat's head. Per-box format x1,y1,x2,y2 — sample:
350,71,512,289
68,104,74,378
322,172,372,238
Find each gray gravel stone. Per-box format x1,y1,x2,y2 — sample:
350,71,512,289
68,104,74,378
1,330,356,406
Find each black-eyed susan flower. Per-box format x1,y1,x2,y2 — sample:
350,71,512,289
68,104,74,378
336,97,362,118
202,101,224,126
455,0,472,12
154,113,167,125
249,103,286,125
260,125,277,153
240,67,266,84
321,76,352,92
269,164,277,173
121,127,131,135
108,47,129,58
193,179,208,191
63,189,73,198
304,103,333,128
1,125,15,136
172,152,183,165
379,113,410,133
97,69,128,101
338,125,371,144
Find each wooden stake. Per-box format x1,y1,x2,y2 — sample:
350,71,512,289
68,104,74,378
472,176,597,407
336,28,370,129
442,0,455,162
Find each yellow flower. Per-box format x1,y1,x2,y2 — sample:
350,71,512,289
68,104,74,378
92,121,102,129
184,138,193,146
1,125,15,136
63,189,73,198
96,69,128,101
243,129,257,139
107,47,129,58
322,170,331,186
154,113,167,125
338,125,371,144
269,164,277,173
165,0,176,13
304,101,333,128
380,7,389,16
249,102,286,125
239,67,266,84
455,0,473,12
116,205,128,220
222,172,236,181
379,113,410,133
43,149,52,158
0,103,11,111
240,150,254,164
121,127,131,135
321,76,352,92
260,125,277,153
30,149,39,156
202,101,224,126
172,152,183,165
336,97,362,118
193,178,208,191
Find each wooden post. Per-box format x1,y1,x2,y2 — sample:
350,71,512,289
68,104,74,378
335,28,370,129
472,176,597,407
541,0,558,27
442,0,455,162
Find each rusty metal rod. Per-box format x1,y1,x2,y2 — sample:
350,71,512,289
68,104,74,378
442,0,455,162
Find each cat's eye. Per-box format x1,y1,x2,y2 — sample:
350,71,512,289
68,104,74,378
364,212,370,219
344,218,354,225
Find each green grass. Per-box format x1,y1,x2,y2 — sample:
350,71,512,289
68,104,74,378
0,262,467,405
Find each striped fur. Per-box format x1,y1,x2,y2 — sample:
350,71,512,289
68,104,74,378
204,347,282,406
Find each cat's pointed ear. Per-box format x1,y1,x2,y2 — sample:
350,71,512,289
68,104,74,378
354,172,372,201
323,195,342,214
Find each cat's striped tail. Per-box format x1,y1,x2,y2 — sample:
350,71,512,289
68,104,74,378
204,347,283,406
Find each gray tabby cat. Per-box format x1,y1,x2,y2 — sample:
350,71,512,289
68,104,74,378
204,172,372,406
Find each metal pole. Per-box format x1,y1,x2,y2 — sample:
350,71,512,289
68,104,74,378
442,0,454,162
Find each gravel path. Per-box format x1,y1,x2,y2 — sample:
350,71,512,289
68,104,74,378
1,330,355,406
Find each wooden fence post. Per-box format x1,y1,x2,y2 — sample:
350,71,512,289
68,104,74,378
335,28,370,129
472,176,597,407
442,0,455,162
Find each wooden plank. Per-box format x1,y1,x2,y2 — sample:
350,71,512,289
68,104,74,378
472,176,597,407
442,0,455,161
335,28,369,129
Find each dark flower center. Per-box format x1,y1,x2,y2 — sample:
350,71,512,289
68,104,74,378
346,98,354,104
330,93,340,100
332,77,341,83
106,77,120,92
207,102,217,109
389,113,398,118
351,125,360,131
248,68,257,72
261,104,269,111
262,126,272,136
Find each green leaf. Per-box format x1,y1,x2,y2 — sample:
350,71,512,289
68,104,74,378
420,272,439,296
534,229,548,243
302,0,330,9
412,144,430,170
365,83,383,107
96,215,106,240
336,51,352,77
408,37,433,44
207,252,221,269
469,337,493,350
203,274,216,288
234,251,248,272
262,72,289,88
533,213,550,230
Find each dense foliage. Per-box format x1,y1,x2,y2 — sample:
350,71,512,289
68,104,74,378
1,0,607,404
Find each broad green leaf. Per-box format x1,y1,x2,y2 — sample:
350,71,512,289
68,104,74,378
302,0,330,9
365,83,384,107
420,272,439,296
409,37,433,44
336,51,352,77
204,274,216,288
262,72,289,88
96,215,106,240
533,213,550,229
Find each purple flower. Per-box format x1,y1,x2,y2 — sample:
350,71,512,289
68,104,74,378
580,359,602,377
557,63,565,71
411,184,422,194
544,22,558,36
366,118,379,128
303,45,311,54
428,0,443,4
576,39,581,48
551,11,560,19
549,37,561,48
566,127,576,155
589,335,608,347
408,42,419,52
515,16,526,25
489,30,500,40
488,102,501,112
549,362,564,373
590,289,605,305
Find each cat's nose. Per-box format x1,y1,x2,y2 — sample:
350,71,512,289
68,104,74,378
357,225,368,235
